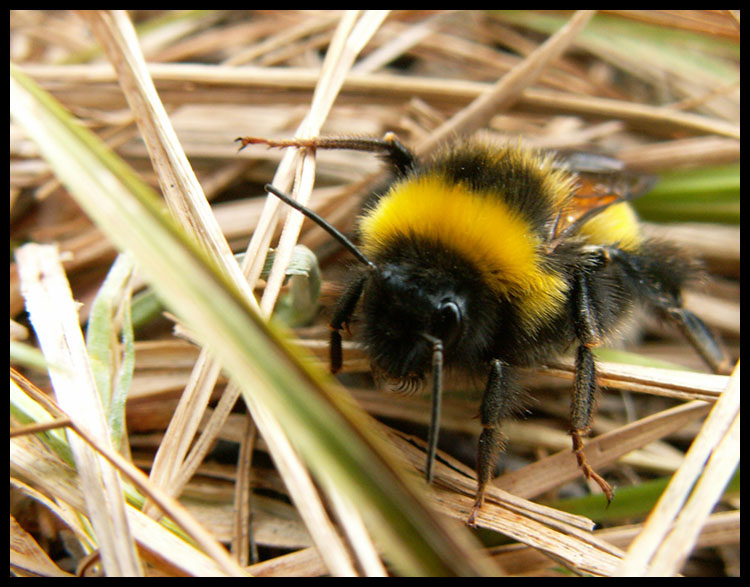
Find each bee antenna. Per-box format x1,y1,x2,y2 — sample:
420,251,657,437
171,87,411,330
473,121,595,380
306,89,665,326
421,333,444,483
264,184,376,271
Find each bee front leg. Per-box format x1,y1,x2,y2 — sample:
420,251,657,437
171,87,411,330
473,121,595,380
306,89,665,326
329,272,367,373
468,360,521,526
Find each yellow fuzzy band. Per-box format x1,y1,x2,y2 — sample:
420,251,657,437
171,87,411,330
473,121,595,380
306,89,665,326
578,201,641,251
359,174,568,327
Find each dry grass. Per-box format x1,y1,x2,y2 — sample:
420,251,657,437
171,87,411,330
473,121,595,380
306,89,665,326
10,10,739,577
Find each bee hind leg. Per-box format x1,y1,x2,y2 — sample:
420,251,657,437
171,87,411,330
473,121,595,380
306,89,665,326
663,306,732,375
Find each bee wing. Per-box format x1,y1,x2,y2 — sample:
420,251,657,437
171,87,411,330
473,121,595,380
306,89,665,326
550,152,657,242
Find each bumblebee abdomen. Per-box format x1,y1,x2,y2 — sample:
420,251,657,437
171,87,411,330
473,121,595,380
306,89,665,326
578,201,642,250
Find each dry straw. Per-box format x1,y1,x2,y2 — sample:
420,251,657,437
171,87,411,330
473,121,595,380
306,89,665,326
11,10,739,577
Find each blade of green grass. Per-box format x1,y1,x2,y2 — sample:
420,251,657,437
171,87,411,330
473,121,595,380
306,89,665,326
86,252,136,449
547,466,740,523
634,163,740,223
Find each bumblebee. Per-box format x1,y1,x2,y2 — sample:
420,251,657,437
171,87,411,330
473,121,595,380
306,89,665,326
237,133,728,525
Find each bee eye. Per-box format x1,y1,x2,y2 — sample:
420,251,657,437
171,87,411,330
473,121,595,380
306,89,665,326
435,300,462,349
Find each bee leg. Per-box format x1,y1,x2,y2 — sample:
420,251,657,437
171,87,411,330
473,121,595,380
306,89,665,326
663,307,732,375
237,133,417,177
571,344,614,502
467,360,520,526
571,269,614,502
329,273,367,373
604,246,731,375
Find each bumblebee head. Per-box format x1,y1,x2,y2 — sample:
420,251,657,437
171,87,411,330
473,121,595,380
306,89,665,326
360,263,467,383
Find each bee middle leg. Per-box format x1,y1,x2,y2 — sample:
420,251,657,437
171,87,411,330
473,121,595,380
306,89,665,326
570,266,614,502
467,360,521,526
571,344,614,502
